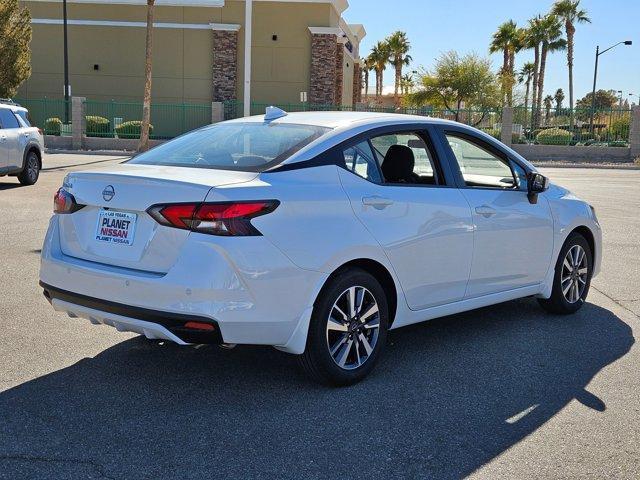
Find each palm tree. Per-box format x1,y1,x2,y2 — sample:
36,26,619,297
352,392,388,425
370,41,389,98
400,73,414,95
489,20,520,106
536,15,566,128
551,0,590,128
544,94,554,123
517,62,535,127
386,31,412,106
554,88,565,113
138,0,155,152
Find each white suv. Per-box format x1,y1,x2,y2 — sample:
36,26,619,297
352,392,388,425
0,100,44,186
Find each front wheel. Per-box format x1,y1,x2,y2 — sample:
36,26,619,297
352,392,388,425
299,268,389,386
18,151,40,186
538,232,593,315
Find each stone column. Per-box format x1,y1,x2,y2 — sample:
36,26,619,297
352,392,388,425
334,43,344,106
501,107,513,146
212,29,238,102
352,61,362,106
72,96,85,150
630,105,640,159
310,33,338,105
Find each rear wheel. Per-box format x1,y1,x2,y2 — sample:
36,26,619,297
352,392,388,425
299,268,388,386
538,232,592,314
18,151,40,186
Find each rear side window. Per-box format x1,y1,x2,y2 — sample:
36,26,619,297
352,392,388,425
129,122,330,172
342,141,382,183
15,110,31,127
0,109,20,129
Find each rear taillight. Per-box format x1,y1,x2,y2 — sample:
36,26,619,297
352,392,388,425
54,188,85,214
147,200,279,236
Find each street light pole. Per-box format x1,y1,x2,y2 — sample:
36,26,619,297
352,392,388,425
589,40,632,133
63,0,70,123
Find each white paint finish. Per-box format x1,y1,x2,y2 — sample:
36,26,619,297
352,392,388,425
460,188,554,297
32,18,239,30
308,26,341,35
38,112,601,355
339,169,475,309
244,0,252,118
0,104,43,172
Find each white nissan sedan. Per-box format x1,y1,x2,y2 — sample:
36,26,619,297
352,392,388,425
40,109,601,385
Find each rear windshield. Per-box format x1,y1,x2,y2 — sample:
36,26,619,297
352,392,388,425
128,122,330,172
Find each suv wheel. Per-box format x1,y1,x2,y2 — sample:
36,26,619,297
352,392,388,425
538,232,593,315
299,268,389,386
18,151,40,186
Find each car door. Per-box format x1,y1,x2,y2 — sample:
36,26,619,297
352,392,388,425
337,126,474,310
0,109,22,170
439,128,554,298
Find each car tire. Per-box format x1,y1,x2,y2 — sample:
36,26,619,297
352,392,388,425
538,232,593,315
18,151,40,186
299,268,389,386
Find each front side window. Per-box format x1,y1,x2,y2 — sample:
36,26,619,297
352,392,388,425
0,109,20,129
370,132,439,185
129,122,330,172
446,134,516,189
342,141,382,183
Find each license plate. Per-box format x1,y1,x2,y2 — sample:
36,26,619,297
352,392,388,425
95,210,137,246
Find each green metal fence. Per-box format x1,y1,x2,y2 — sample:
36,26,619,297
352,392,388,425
16,97,629,147
84,100,212,139
512,106,631,146
14,98,72,135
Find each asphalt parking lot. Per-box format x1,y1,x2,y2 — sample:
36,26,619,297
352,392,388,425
1,153,638,479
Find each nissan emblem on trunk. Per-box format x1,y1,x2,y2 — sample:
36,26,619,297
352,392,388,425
102,185,115,202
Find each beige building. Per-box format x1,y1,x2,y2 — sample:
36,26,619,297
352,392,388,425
18,0,365,113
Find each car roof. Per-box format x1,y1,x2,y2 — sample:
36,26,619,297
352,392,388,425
224,110,458,129
0,102,27,112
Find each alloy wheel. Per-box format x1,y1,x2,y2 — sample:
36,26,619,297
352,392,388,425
326,286,380,370
27,155,38,182
561,245,588,303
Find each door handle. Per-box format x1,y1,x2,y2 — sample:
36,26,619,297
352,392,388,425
475,205,497,217
362,195,394,209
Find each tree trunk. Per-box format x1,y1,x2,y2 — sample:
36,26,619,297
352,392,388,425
364,69,369,98
502,48,509,106
567,22,575,129
537,43,548,128
507,51,515,106
531,45,540,128
138,0,155,152
524,80,530,129
394,61,402,107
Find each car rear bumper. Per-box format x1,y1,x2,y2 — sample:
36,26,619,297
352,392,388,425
39,216,327,351
41,282,223,344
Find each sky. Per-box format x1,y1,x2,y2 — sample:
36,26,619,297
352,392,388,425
343,0,639,103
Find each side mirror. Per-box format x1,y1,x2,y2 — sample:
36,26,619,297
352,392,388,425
527,172,549,204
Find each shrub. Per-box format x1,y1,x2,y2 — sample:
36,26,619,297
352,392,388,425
536,127,572,145
483,128,500,140
44,117,62,136
85,115,111,137
574,132,599,143
115,120,153,139
607,141,628,148
605,116,631,141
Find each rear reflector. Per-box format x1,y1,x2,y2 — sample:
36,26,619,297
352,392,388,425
184,321,215,331
147,200,279,236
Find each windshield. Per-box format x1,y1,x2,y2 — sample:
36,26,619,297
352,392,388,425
129,122,330,172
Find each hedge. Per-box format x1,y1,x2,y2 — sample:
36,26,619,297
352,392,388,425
44,117,62,136
115,120,153,139
536,127,572,145
85,116,111,137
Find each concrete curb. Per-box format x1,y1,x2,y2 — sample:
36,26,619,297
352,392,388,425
46,149,134,157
